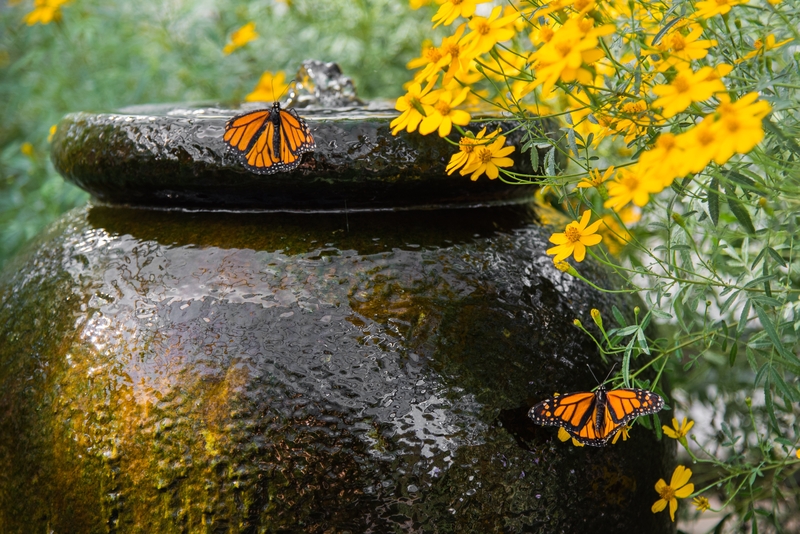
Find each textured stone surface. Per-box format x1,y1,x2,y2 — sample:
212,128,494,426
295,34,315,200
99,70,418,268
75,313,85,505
0,203,674,533
50,103,557,210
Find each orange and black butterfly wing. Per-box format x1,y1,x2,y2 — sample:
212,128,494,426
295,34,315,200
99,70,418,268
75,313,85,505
605,388,664,425
528,391,597,435
223,109,271,154
278,108,316,167
223,104,315,175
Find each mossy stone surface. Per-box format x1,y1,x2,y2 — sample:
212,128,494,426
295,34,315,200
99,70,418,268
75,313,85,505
0,203,674,533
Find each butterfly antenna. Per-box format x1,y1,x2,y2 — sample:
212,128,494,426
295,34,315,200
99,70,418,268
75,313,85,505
586,364,600,385
275,74,292,105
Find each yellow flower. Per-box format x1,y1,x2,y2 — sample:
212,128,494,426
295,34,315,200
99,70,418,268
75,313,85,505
546,211,603,262
693,0,749,19
418,87,471,137
636,133,686,188
446,127,497,174
390,79,437,135
558,427,585,447
651,66,726,118
48,124,57,143
662,417,694,440
223,22,258,55
576,166,614,189
604,167,662,211
461,133,516,180
736,34,793,63
408,40,451,83
675,117,722,173
652,465,694,522
23,0,69,26
461,5,519,56
611,424,631,444
796,449,800,459
655,25,717,70
693,496,711,513
21,142,34,157
710,92,771,163
409,0,433,8
245,71,290,103
432,0,490,28
524,17,614,98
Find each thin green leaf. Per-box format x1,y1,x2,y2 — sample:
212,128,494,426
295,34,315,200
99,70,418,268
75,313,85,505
707,177,719,226
726,188,756,235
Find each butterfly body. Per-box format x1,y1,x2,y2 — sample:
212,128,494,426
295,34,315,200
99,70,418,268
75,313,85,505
529,385,663,446
223,101,315,175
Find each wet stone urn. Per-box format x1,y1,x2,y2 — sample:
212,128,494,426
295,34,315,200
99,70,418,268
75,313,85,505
0,62,673,533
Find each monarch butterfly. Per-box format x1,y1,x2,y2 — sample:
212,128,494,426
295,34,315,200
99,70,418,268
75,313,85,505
528,385,664,446
223,101,315,174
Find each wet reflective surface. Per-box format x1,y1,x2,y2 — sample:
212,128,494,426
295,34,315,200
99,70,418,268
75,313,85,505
0,203,672,533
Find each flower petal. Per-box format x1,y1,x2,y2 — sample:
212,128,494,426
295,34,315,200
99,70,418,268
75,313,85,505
577,210,591,230
549,233,568,244
669,498,678,521
573,242,586,262
671,466,692,488
580,234,602,246
651,498,667,513
675,483,694,498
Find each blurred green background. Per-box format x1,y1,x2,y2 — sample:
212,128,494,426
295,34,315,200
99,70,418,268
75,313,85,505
0,0,431,268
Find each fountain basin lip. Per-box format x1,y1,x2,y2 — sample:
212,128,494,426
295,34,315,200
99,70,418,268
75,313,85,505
51,102,548,211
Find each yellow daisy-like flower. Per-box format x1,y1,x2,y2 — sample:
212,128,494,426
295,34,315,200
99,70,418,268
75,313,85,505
604,167,663,211
461,134,516,180
418,87,472,137
652,465,694,522
651,66,726,118
446,127,499,175
48,124,57,143
693,0,749,19
23,0,69,25
655,25,717,70
245,71,290,103
461,5,520,56
636,133,686,188
223,22,258,55
710,92,772,163
662,417,694,441
612,424,631,444
390,79,437,135
546,211,604,263
736,34,793,63
693,496,711,513
524,17,614,99
558,427,585,447
576,166,614,190
432,0,490,28
675,117,722,173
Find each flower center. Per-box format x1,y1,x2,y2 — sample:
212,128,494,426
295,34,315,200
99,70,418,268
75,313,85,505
444,42,460,59
540,26,554,42
656,133,676,150
565,226,582,243
425,47,443,63
621,101,646,114
452,0,464,5
697,129,716,146
673,75,691,93
574,0,592,10
659,485,676,501
476,20,491,36
669,33,686,51
723,117,740,133
435,100,451,116
476,147,493,163
622,174,640,190
555,42,573,57
714,0,729,5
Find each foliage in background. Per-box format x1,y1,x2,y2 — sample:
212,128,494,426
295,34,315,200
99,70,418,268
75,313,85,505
400,0,800,530
0,0,430,268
